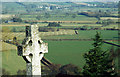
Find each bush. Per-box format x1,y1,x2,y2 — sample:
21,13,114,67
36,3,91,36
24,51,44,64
44,13,51,18
42,63,82,76
36,15,42,20
41,64,61,77
17,69,26,75
47,22,61,27
11,17,22,22
59,64,82,75
2,69,10,75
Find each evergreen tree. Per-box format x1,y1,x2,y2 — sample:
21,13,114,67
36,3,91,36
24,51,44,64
83,32,116,77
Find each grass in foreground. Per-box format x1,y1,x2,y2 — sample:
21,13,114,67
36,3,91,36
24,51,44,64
2,40,114,75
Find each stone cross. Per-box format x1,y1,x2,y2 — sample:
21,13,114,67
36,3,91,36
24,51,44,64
17,25,48,76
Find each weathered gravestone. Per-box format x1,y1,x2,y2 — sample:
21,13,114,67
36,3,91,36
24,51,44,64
17,25,48,76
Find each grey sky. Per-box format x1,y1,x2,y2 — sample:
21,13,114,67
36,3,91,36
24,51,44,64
1,0,119,2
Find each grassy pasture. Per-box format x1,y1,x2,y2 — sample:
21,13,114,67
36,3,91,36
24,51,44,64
20,14,98,22
60,23,101,26
1,40,115,75
1,29,75,41
1,29,118,41
101,17,119,20
36,20,97,24
1,23,29,26
100,17,119,22
1,21,98,27
77,7,117,12
42,30,118,40
101,24,118,29
2,2,27,14
1,26,118,75
2,49,26,75
45,40,114,68
1,42,16,51
2,22,99,27
1,14,14,19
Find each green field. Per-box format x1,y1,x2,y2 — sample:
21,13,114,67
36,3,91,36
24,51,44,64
1,29,118,75
2,50,26,75
41,30,118,40
2,40,115,75
20,15,98,22
2,23,101,27
45,40,114,66
60,23,102,26
2,2,27,14
2,29,118,41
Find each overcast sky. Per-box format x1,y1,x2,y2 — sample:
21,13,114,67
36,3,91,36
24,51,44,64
1,0,119,2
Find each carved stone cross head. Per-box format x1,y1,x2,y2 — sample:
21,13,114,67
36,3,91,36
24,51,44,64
18,25,48,62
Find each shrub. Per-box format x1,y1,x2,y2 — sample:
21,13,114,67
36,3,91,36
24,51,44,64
47,22,61,27
11,17,22,22
59,64,82,75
